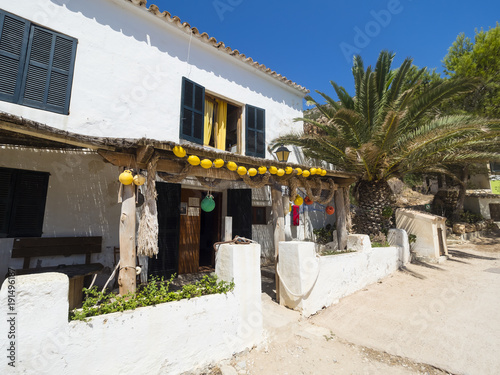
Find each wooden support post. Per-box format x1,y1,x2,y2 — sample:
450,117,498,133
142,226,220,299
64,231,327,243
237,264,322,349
343,185,352,233
118,183,136,296
335,188,348,250
271,186,285,303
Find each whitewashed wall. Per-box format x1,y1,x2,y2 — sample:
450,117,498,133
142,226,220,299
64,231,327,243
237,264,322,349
0,147,120,282
278,230,410,317
0,0,305,162
0,243,263,374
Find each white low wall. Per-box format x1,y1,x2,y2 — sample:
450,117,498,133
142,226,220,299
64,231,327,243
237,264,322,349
0,243,264,374
278,230,410,317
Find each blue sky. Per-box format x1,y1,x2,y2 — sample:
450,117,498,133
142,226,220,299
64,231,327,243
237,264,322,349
152,0,499,104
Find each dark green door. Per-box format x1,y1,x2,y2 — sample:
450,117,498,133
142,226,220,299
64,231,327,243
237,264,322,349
227,189,252,239
149,182,181,278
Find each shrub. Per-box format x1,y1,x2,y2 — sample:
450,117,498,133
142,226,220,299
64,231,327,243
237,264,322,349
70,274,234,321
313,223,336,245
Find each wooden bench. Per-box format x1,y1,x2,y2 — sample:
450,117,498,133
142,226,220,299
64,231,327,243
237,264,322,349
11,237,104,309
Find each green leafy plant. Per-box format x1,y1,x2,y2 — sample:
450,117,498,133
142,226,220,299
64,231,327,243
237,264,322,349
70,274,234,321
320,249,356,256
408,234,417,244
381,206,394,219
313,223,336,245
459,210,483,224
370,232,390,247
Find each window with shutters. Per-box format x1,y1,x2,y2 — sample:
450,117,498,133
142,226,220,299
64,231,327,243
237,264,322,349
245,105,265,158
0,10,77,115
180,77,205,144
0,167,49,238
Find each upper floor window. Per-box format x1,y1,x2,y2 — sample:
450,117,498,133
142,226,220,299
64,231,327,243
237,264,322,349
245,104,265,158
0,10,77,115
0,167,49,238
180,77,265,157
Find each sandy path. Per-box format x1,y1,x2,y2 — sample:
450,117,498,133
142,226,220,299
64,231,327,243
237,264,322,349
208,232,499,375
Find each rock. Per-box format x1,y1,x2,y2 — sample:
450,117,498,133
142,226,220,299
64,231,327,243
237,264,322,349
464,223,475,233
453,223,466,234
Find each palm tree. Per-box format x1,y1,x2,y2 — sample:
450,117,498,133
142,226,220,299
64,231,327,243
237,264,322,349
273,50,499,235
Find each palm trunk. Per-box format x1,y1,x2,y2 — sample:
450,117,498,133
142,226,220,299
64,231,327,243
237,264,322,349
353,180,394,235
453,165,469,221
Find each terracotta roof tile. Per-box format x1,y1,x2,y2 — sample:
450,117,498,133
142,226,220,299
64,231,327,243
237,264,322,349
124,0,309,94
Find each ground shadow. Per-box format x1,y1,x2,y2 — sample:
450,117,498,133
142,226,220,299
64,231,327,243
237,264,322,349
399,266,426,280
411,259,446,271
447,250,497,261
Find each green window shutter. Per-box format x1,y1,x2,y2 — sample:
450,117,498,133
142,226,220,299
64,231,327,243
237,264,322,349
8,170,49,237
0,10,30,103
227,189,252,239
180,77,205,144
245,105,265,158
0,168,15,238
20,25,77,115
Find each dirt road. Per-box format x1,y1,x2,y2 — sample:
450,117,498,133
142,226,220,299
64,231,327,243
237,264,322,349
209,232,500,375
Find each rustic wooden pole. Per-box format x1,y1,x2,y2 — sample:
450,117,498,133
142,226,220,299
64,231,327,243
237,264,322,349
118,183,136,296
335,188,348,250
343,185,352,233
271,186,285,303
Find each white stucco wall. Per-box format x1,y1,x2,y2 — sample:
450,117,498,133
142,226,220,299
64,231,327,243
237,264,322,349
0,243,263,374
1,0,305,161
278,231,410,317
395,209,448,260
464,196,500,220
0,147,120,282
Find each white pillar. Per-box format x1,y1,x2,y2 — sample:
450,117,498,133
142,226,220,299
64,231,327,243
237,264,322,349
216,243,262,348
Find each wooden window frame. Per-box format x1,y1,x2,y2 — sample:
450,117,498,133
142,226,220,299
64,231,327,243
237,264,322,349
252,206,267,225
0,9,77,115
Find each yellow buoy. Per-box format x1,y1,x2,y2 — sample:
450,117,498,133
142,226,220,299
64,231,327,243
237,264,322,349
119,170,134,185
289,203,292,213
200,159,213,169
285,166,293,174
237,166,247,176
302,170,310,178
295,168,303,176
258,166,267,174
173,145,186,158
321,169,327,176
310,167,317,175
133,174,146,186
213,159,224,168
227,161,237,171
187,155,200,166
269,166,278,174
294,195,303,206
277,168,285,177
248,168,258,177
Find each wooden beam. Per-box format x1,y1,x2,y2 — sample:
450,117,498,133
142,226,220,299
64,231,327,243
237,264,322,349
0,121,115,150
136,145,155,164
335,188,348,250
98,149,356,188
118,184,136,295
271,186,285,303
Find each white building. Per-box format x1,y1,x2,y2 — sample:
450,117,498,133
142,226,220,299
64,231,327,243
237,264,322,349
0,0,356,285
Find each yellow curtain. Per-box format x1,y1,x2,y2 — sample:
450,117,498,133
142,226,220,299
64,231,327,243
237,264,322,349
215,99,227,150
204,99,214,146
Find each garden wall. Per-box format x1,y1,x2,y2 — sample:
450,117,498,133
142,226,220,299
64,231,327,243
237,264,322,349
278,229,410,317
0,243,263,374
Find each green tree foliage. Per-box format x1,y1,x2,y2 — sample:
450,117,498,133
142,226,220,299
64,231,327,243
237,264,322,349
443,24,500,117
272,51,499,235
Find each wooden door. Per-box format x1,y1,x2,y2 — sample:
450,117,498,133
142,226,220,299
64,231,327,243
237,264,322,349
149,182,180,279
179,189,201,274
227,189,252,239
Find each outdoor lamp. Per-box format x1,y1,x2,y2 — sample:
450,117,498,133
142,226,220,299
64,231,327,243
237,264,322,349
275,145,291,163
